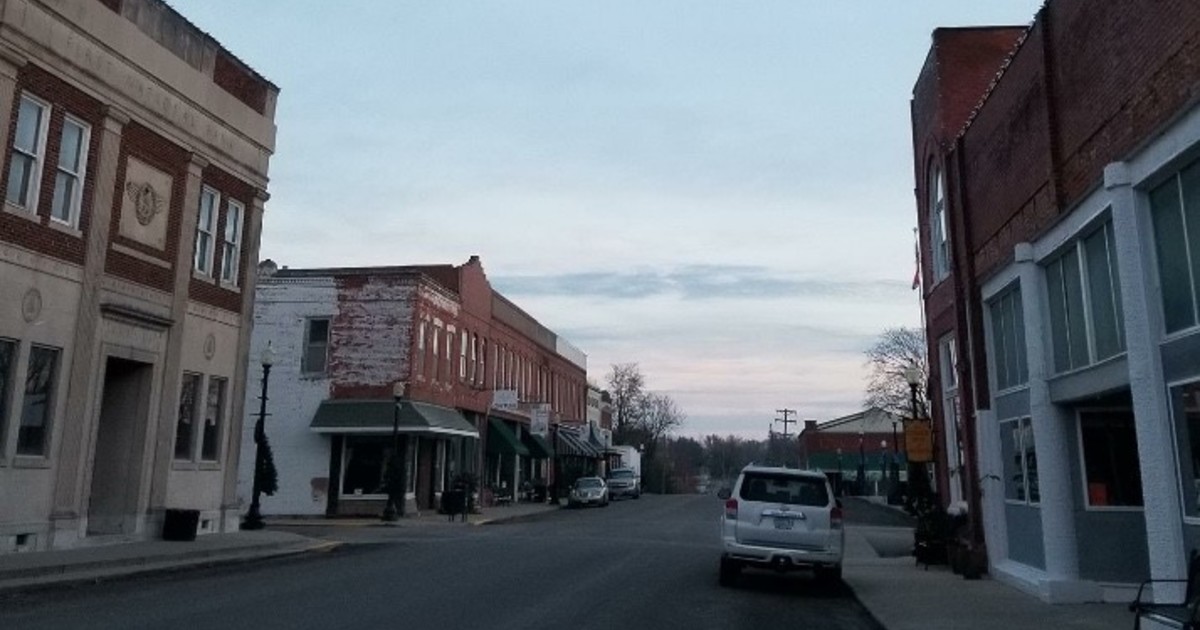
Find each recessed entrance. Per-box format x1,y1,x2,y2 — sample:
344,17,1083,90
88,357,153,536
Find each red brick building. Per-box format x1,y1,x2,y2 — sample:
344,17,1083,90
912,0,1200,601
244,257,592,517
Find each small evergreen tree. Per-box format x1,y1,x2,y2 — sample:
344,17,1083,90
258,435,279,496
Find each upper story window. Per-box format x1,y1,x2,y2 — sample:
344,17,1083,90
194,187,219,275
468,333,477,384
50,117,90,228
988,286,1028,391
1044,219,1125,373
6,94,49,211
929,166,951,283
220,199,244,285
1149,158,1200,335
302,318,331,374
459,330,468,381
415,321,427,378
432,324,441,381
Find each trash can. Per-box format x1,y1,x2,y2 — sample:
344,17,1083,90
162,509,199,541
441,490,466,520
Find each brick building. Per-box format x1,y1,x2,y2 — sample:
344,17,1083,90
798,408,905,496
0,0,277,551
241,257,591,516
912,0,1200,602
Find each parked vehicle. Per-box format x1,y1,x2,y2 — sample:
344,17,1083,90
607,467,641,499
568,477,609,508
717,465,844,586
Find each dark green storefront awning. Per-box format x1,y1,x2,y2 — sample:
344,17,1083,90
805,452,906,471
521,431,555,459
487,417,530,456
309,399,478,437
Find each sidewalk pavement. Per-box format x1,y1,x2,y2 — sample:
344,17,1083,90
843,524,1128,630
0,502,559,596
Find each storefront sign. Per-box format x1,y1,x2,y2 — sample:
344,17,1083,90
492,389,518,410
531,404,550,436
905,420,934,463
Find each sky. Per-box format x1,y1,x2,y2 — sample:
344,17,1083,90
170,1,1042,439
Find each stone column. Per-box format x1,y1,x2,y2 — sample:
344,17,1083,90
1014,243,1082,594
146,153,207,516
49,107,128,544
1106,161,1187,595
220,189,266,531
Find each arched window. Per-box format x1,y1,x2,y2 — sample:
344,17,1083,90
929,165,950,282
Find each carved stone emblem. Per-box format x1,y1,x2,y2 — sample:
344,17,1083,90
21,288,42,323
203,333,217,360
125,181,165,226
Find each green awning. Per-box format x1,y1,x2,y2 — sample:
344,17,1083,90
556,426,601,458
310,399,478,437
487,417,530,456
521,431,555,459
805,451,906,471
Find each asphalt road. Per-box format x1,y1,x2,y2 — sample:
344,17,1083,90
0,495,890,630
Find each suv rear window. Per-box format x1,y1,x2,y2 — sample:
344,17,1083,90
610,469,634,479
739,473,829,507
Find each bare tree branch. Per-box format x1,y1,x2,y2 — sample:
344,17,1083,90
863,327,929,417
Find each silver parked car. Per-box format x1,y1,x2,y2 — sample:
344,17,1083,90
717,465,844,586
606,468,641,500
568,477,609,508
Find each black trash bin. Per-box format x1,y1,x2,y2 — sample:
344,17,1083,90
441,490,466,521
162,509,199,541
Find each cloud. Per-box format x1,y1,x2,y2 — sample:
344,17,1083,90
493,265,908,302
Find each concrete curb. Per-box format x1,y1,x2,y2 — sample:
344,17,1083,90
0,540,343,596
474,506,561,526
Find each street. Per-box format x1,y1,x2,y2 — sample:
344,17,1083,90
0,495,896,630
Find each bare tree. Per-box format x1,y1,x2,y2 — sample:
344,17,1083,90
863,327,928,417
606,363,645,441
638,392,685,446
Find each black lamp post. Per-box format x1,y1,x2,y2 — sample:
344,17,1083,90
904,365,928,500
382,381,407,522
857,430,866,496
242,342,274,530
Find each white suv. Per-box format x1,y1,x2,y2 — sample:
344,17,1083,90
717,465,844,586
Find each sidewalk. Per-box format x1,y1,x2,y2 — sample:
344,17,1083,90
0,530,335,595
843,524,1128,630
263,500,561,529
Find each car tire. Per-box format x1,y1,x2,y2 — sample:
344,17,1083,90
718,557,740,587
815,564,842,584
633,492,640,500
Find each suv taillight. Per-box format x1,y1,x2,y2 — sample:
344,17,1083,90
725,499,738,520
831,506,843,529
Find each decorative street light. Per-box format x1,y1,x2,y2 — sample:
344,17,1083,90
242,342,274,530
904,364,927,500
382,381,407,522
857,430,866,496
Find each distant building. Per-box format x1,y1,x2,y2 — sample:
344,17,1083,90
242,257,593,516
911,0,1200,602
798,408,906,496
0,0,278,552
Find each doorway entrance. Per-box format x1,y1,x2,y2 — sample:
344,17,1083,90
88,357,153,536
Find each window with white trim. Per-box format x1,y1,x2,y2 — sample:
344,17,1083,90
1150,158,1200,334
6,95,49,211
220,199,243,285
939,335,964,505
301,318,330,374
460,330,468,380
468,333,477,384
416,321,426,378
50,117,90,228
200,376,226,462
929,166,950,283
1000,417,1038,503
988,286,1028,391
1044,219,1125,373
432,324,441,381
194,187,219,275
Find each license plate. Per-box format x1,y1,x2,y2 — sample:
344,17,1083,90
774,517,793,530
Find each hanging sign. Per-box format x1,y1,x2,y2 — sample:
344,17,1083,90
530,404,550,436
492,389,518,410
905,420,934,463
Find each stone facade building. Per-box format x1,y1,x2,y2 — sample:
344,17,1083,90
0,0,277,551
912,0,1200,602
241,257,590,516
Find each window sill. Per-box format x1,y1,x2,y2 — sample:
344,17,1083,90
992,384,1030,398
1082,505,1143,513
172,460,198,471
198,461,221,471
1163,326,1200,345
47,218,83,238
219,281,241,294
192,270,216,284
12,455,52,469
3,200,40,224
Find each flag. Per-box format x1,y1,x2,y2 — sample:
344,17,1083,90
911,231,921,291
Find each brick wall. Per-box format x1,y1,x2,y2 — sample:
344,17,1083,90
328,274,418,400
0,64,106,267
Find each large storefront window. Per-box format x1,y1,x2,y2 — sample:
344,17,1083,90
1001,417,1038,504
1080,411,1142,508
1171,382,1200,518
1149,159,1200,334
1044,220,1125,374
342,437,393,497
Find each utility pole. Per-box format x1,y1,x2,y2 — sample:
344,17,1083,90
775,408,797,467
